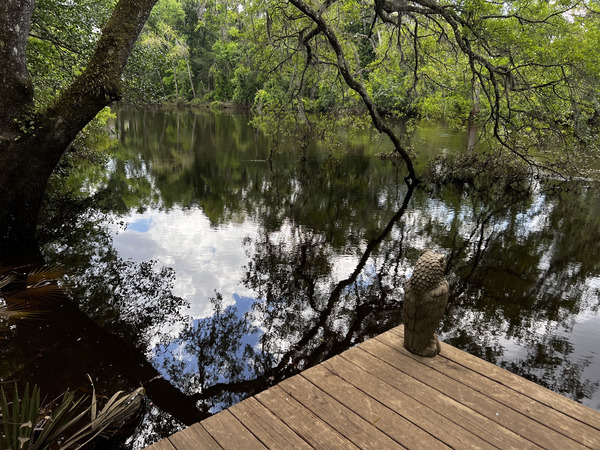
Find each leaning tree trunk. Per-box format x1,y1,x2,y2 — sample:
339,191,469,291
0,0,158,249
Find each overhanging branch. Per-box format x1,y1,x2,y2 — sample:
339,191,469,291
289,0,419,183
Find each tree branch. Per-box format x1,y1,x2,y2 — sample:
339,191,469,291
289,0,419,183
40,0,159,161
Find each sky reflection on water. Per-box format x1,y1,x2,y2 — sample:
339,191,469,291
112,208,258,318
22,108,600,447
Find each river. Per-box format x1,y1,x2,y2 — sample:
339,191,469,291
3,108,599,448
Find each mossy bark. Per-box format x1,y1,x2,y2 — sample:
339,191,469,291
0,0,35,133
0,0,158,249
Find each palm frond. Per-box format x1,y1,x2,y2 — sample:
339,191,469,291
0,377,145,449
0,266,66,308
33,391,91,449
0,304,42,321
6,284,64,304
0,383,40,450
25,266,64,286
0,275,15,289
61,377,145,448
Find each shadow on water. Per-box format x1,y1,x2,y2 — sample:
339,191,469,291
2,108,599,447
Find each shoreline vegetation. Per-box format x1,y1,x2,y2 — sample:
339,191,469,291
115,98,600,185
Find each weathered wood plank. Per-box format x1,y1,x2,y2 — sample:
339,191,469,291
255,384,360,449
147,324,600,449
301,359,450,449
277,374,404,449
391,326,600,432
228,396,311,449
167,423,221,449
201,410,266,449
381,327,600,448
337,346,533,449
361,334,585,449
145,438,177,450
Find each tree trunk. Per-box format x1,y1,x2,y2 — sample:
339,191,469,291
186,57,197,99
470,78,481,120
157,68,167,97
0,0,158,249
0,0,34,134
173,61,180,98
0,137,58,246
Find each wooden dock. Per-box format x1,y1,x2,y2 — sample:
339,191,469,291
148,325,600,449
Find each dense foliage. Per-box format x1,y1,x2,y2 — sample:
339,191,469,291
125,0,600,177
29,0,600,125
19,0,600,181
119,0,600,125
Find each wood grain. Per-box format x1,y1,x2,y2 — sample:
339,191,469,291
149,325,600,449
202,410,266,449
167,423,221,449
229,396,311,449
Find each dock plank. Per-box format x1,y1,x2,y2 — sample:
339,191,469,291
363,331,585,449
146,438,177,450
390,326,600,431
201,410,266,449
301,362,450,449
228,397,311,449
167,423,221,449
278,374,403,449
337,346,530,449
380,328,600,448
255,384,359,449
148,325,600,449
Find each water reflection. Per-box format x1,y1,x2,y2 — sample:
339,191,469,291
11,108,598,447
433,183,600,402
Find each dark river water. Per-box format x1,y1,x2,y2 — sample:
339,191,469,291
2,108,599,448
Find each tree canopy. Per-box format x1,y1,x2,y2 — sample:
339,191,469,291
126,0,600,179
2,0,600,247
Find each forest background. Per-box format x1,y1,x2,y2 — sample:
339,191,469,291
31,0,600,148
4,0,600,248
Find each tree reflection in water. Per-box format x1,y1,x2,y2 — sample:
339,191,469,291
9,109,597,448
156,177,600,417
432,183,600,402
156,183,416,414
